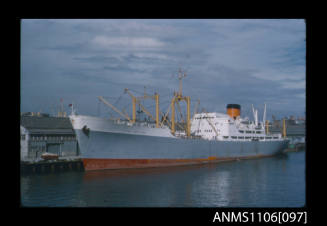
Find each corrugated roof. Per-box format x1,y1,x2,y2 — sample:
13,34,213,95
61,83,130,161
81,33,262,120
21,116,73,130
27,129,75,135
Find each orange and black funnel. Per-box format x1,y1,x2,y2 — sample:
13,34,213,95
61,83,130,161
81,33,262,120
227,104,241,119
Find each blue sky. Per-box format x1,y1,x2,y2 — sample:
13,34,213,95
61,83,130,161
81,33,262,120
21,19,306,121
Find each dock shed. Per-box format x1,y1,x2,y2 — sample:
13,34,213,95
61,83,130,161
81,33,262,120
20,114,79,161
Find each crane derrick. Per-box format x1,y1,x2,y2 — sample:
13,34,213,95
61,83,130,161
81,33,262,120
124,88,160,128
98,96,132,122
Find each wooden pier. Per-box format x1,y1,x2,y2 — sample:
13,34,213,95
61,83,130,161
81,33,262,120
21,158,84,175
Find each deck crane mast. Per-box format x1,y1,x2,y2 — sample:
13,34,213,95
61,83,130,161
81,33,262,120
124,88,160,128
170,69,191,137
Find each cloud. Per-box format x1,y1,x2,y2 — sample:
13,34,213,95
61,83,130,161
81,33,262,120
281,80,306,89
91,36,165,49
21,19,306,118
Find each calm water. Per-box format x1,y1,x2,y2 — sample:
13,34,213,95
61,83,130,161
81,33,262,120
20,151,305,207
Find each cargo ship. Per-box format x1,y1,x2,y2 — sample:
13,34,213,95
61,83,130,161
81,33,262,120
69,71,289,171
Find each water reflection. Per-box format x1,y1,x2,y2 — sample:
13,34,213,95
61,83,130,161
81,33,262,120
21,172,84,207
21,152,305,207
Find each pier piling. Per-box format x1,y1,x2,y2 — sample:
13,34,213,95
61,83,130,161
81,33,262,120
21,159,83,175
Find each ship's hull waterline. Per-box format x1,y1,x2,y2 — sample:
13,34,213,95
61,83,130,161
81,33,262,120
71,115,289,171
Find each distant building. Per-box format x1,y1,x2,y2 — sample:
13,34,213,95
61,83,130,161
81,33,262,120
270,116,305,137
21,112,50,117
20,114,79,161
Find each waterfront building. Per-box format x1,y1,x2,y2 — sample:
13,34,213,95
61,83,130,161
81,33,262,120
20,113,79,161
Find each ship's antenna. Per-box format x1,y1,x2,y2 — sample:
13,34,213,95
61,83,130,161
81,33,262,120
177,68,186,97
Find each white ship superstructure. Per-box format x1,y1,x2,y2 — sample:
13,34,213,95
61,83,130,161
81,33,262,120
190,112,282,141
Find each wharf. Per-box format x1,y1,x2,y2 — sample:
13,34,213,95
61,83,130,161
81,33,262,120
21,158,84,175
284,143,305,153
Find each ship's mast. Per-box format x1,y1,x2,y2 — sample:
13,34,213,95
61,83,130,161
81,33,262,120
171,69,191,137
70,102,75,115
282,118,287,138
252,104,258,126
263,103,269,134
263,103,266,128
178,68,186,97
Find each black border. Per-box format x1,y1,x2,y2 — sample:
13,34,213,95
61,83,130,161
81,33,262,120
13,17,316,225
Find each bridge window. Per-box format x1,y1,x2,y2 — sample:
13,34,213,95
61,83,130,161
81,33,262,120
223,136,229,139
231,136,237,139
239,130,244,133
